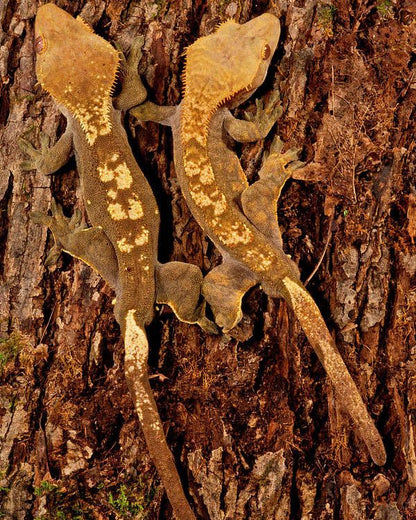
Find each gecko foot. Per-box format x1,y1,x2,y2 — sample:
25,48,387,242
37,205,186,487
260,136,304,179
244,88,283,138
156,261,220,334
202,261,258,332
114,36,147,111
31,199,85,266
19,132,52,175
193,304,220,335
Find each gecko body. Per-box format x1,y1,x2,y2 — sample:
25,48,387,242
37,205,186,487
131,14,386,466
21,5,202,518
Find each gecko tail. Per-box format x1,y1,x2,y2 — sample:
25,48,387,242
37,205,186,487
123,310,196,520
280,278,387,466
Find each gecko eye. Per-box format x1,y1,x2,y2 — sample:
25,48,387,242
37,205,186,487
262,43,271,60
35,35,45,54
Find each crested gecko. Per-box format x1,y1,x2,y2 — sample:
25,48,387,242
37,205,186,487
130,13,387,466
20,4,208,519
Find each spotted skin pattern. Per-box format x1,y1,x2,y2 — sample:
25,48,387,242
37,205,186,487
131,13,386,466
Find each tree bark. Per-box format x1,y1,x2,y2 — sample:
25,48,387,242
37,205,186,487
1,0,415,519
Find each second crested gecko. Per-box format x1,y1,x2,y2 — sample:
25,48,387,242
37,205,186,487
131,13,387,466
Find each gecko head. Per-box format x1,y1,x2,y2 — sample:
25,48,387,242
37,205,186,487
183,13,280,109
34,3,119,145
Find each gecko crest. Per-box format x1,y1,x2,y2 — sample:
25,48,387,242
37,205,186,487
76,15,94,33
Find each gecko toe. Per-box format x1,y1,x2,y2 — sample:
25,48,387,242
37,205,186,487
44,244,62,266
30,211,53,227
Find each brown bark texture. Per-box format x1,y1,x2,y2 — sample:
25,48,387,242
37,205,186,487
0,0,415,518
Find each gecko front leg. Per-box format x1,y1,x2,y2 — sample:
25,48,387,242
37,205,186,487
19,127,73,176
222,93,304,251
21,127,120,288
224,89,282,142
130,101,177,126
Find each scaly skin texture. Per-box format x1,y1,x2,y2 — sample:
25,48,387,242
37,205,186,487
130,13,386,466
20,5,201,519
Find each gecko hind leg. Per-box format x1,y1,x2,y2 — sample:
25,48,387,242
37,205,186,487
31,199,119,288
202,259,258,332
156,262,218,334
241,136,303,250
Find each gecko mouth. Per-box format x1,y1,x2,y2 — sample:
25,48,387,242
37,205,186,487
223,84,258,108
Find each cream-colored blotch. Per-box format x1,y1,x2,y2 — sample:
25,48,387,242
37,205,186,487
108,203,127,220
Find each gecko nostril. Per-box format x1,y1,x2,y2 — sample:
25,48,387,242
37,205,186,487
35,35,45,54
